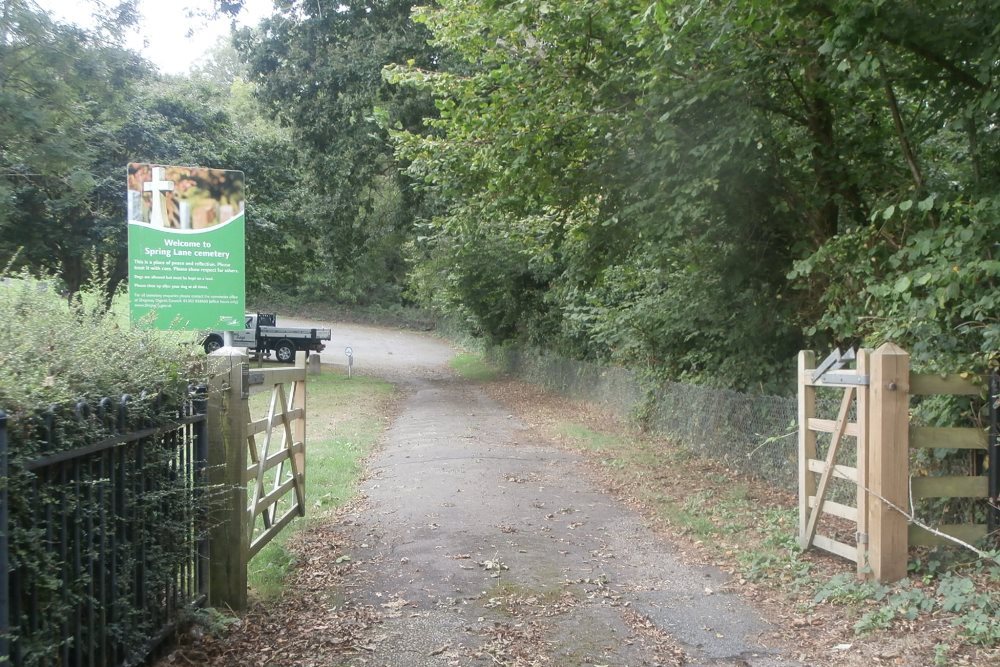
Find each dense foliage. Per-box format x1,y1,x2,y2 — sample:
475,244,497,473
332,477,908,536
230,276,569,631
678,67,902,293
385,0,999,391
2,0,996,392
0,274,209,666
0,1,145,297
235,0,440,304
0,274,199,439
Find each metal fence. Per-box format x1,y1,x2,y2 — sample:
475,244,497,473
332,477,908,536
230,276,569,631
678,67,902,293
0,389,210,667
488,345,802,490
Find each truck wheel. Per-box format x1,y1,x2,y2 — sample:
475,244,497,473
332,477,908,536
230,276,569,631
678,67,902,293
274,339,296,364
203,335,224,354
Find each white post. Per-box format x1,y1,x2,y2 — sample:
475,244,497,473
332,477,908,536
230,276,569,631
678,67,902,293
179,201,192,230
798,351,818,547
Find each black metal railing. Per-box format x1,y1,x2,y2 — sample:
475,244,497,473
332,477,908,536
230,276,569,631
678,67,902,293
0,387,210,666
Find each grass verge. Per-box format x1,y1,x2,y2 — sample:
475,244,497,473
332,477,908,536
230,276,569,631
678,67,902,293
247,368,395,599
553,416,1000,663
450,352,498,382
479,370,1000,666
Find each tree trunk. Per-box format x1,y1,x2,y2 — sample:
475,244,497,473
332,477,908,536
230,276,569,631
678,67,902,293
805,62,840,244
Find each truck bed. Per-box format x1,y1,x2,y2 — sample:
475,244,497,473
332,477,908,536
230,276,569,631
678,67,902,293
258,326,332,340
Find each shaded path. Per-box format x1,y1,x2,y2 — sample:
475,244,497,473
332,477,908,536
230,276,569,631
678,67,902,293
287,320,801,666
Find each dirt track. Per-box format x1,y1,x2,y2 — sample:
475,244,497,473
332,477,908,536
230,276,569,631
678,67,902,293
187,320,803,666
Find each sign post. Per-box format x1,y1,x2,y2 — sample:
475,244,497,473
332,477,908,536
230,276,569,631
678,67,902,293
345,346,353,379
127,163,246,331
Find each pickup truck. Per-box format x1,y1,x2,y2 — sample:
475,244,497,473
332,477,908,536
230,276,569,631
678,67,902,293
202,313,331,363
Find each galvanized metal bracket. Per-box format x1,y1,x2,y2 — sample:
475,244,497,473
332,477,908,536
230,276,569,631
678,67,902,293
812,348,869,386
241,365,265,398
811,347,856,383
821,372,870,386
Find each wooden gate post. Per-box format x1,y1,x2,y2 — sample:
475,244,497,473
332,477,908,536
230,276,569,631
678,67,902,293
294,351,307,512
798,350,817,546
854,348,870,575
868,343,910,582
207,349,249,609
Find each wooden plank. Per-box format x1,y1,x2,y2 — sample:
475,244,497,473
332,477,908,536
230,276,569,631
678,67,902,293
909,427,987,451
247,408,306,436
808,418,860,438
908,524,988,547
255,367,307,387
808,459,857,482
252,476,297,516
855,348,870,577
293,353,307,516
206,351,249,610
246,434,260,464
798,351,818,546
869,343,910,583
813,534,858,563
911,476,988,499
248,503,301,559
802,387,855,548
242,442,304,483
247,384,283,536
261,442,302,474
910,373,983,396
808,497,858,522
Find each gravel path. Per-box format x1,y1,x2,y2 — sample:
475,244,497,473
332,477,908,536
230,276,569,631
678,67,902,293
278,320,801,667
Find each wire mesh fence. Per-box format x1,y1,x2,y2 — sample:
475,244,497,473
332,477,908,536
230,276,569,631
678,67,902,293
482,342,1000,556
487,345,802,490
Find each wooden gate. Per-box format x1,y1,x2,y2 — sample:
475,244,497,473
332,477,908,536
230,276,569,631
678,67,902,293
245,359,307,559
207,349,308,609
798,348,870,574
798,343,991,583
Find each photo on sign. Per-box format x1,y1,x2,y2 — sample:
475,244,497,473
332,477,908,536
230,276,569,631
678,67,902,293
127,163,245,231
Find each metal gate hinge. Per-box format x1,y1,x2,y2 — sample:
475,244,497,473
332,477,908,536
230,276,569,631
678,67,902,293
241,365,250,399
821,373,870,386
855,531,869,545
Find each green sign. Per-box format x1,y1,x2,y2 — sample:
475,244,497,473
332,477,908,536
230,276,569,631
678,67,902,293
127,163,246,330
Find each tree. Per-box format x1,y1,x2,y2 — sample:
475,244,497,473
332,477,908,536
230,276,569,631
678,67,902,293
0,0,147,295
235,0,439,304
386,0,998,389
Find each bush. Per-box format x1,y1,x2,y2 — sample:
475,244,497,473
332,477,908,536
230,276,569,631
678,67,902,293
0,273,200,454
0,272,209,666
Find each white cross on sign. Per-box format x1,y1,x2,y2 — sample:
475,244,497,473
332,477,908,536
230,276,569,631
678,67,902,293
143,166,174,227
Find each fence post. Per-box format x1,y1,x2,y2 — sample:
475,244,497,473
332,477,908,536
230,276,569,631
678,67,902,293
854,349,870,575
868,343,910,582
1,410,8,664
797,351,817,547
191,386,210,599
206,350,248,610
294,352,307,515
